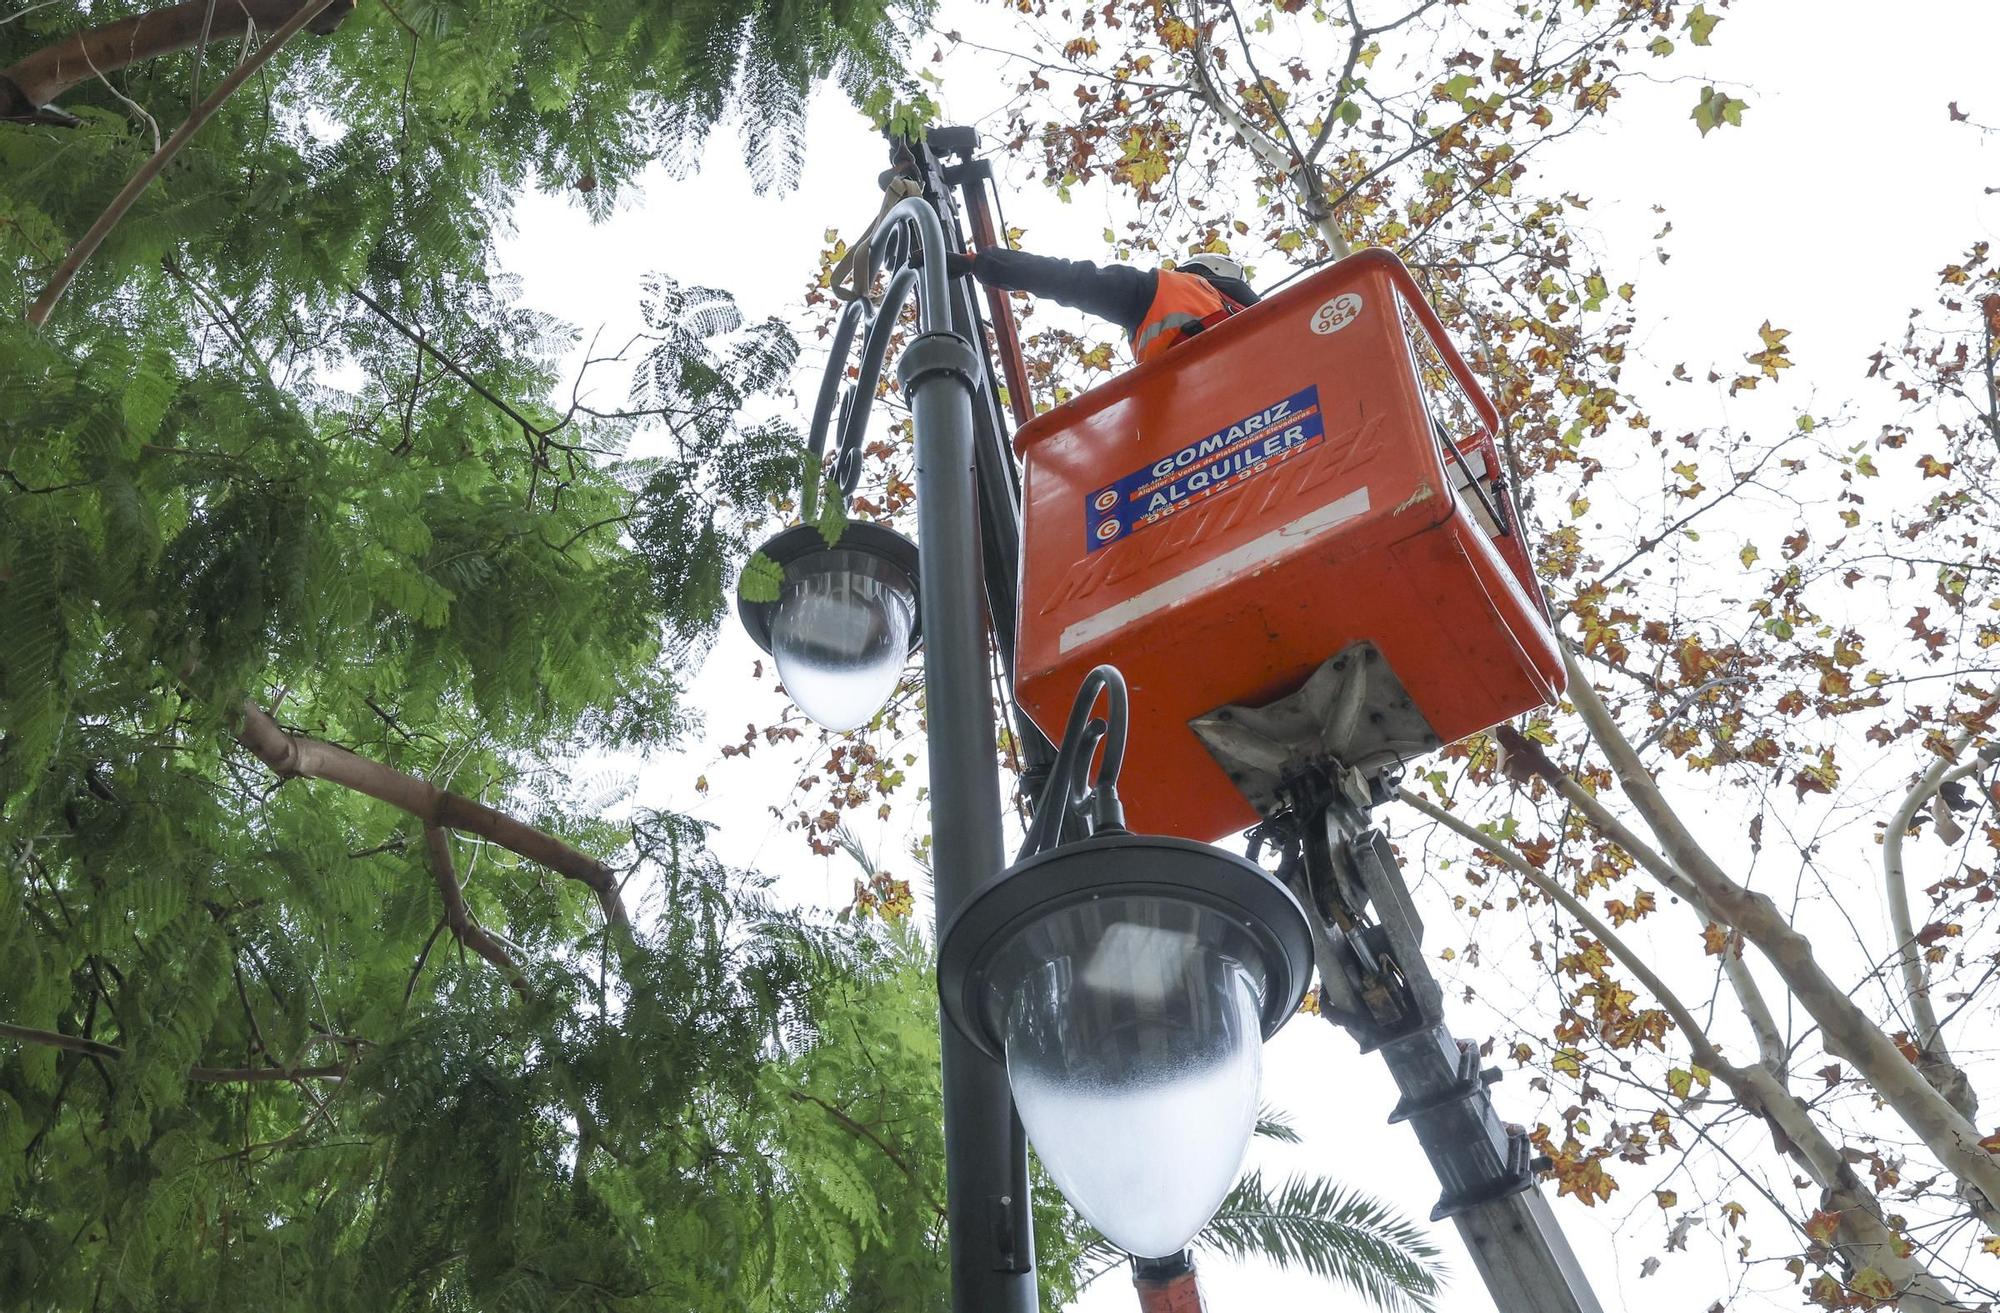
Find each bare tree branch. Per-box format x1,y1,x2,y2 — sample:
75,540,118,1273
424,826,529,996
233,700,630,927
1,1021,347,1084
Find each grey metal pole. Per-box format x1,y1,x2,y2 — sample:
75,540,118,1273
889,197,1040,1313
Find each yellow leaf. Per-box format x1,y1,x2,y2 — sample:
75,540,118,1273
1655,1190,1676,1208
1739,544,1759,568
1685,3,1722,45
1849,1268,1896,1300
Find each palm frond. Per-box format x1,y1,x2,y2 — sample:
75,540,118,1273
1072,1169,1445,1312
1253,1103,1302,1144
1199,1169,1445,1313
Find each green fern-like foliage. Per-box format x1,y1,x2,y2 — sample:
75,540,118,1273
0,1,976,1308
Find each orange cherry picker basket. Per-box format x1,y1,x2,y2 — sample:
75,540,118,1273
1012,248,1563,843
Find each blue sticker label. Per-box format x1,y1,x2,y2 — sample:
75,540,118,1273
1085,384,1324,551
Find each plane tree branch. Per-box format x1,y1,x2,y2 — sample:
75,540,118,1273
1398,788,1963,1312
1558,645,2000,1227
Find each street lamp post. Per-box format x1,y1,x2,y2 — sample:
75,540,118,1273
892,207,1042,1310
740,184,1315,1310
742,147,1328,1304
740,188,1041,1311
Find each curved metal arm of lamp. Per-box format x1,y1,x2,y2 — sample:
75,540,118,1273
833,265,918,497
803,195,954,519
1018,664,1131,862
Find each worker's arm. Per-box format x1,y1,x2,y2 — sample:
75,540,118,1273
965,248,1156,339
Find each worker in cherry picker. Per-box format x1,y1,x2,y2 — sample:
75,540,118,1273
939,246,1261,364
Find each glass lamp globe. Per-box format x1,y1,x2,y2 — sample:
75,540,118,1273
995,898,1270,1256
770,547,916,731
939,834,1314,1260
737,522,921,732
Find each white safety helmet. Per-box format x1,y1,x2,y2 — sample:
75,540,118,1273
1176,253,1247,283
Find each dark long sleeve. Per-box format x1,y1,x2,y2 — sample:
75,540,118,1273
968,248,1157,339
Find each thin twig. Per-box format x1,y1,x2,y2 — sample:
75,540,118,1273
349,286,553,442
0,0,63,27
787,1089,946,1219
187,0,218,110
80,43,159,152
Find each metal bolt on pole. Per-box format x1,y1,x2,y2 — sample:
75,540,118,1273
887,195,1041,1313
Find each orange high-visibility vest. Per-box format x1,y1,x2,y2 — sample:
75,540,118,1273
1129,270,1239,363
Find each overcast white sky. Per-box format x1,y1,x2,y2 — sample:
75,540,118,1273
499,3,2000,1308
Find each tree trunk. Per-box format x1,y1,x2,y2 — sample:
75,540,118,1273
1,0,354,121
